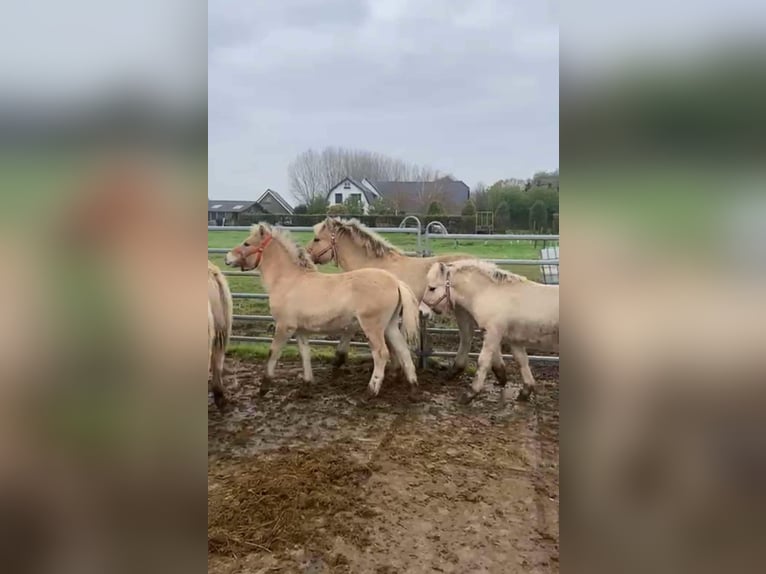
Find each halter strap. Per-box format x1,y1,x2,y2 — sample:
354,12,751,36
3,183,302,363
236,234,273,270
424,269,454,311
312,232,337,265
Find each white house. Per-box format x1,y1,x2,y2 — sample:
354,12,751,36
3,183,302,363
325,177,379,214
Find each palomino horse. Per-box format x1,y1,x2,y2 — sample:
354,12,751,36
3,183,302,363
208,260,233,408
225,223,420,396
422,260,559,402
307,217,504,382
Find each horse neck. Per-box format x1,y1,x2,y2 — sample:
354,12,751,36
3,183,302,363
450,271,487,314
335,234,385,270
258,242,303,290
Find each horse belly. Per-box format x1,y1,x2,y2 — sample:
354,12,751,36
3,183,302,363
295,309,357,334
504,320,559,351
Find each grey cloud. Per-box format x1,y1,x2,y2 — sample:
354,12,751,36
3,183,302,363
209,0,559,202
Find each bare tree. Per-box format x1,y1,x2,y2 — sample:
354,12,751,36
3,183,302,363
288,146,443,204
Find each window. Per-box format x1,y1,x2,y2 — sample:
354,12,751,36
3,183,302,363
211,204,222,209
343,181,351,189
232,204,243,210
350,193,362,202
335,193,343,204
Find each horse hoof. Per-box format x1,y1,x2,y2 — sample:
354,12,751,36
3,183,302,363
516,388,532,402
332,352,348,368
447,365,466,380
259,377,273,397
459,391,477,405
491,366,508,387
213,393,227,411
295,385,312,399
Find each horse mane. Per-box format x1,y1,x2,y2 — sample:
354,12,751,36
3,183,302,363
449,259,527,285
253,223,317,270
320,217,403,258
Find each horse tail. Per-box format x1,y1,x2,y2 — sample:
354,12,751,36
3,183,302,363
395,281,420,347
209,262,233,350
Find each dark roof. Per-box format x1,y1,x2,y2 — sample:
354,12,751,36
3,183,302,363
257,188,294,214
369,178,470,213
207,200,260,213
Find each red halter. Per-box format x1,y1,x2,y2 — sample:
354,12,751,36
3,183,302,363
235,234,273,270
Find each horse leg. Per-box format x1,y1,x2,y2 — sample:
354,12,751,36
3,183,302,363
333,331,352,367
460,329,501,404
449,306,475,379
511,346,537,401
384,330,403,379
261,323,293,396
360,318,389,396
211,341,227,409
491,348,508,387
296,334,313,385
385,321,417,388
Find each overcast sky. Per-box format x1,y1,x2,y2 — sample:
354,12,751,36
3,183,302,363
208,0,559,203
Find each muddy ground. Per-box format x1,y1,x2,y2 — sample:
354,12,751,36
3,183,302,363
209,358,559,574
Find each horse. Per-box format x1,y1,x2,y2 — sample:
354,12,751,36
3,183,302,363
225,223,420,396
306,217,505,383
208,260,233,408
422,260,559,403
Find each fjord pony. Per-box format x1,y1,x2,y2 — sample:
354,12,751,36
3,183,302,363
225,223,420,396
307,217,500,381
208,261,233,408
422,260,559,402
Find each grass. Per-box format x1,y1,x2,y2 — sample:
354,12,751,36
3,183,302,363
210,227,558,359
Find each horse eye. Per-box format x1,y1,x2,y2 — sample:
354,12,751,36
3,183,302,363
243,242,250,247
313,238,319,242
428,286,436,292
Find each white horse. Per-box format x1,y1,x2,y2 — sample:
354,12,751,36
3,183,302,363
422,260,559,402
225,223,420,396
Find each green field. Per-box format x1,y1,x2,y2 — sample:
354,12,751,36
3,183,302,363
209,228,557,359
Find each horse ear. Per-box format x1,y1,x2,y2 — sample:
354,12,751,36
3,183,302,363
439,262,447,274
258,224,266,236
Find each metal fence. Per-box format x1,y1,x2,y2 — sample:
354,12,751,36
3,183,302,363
208,219,559,365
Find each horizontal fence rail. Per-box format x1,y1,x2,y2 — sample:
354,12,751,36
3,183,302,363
208,223,559,365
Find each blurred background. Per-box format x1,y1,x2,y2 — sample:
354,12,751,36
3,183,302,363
562,1,766,573
0,1,206,573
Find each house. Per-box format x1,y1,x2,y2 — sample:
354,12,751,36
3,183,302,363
325,178,378,213
208,189,294,225
325,176,470,215
256,188,294,215
207,200,265,226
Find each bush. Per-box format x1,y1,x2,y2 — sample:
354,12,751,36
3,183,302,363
427,201,445,216
327,204,348,216
293,204,308,214
461,200,476,216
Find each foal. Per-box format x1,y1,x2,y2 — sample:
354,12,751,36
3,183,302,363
225,223,420,396
423,260,559,402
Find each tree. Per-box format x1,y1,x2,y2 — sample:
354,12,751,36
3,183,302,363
368,197,395,215
293,204,308,214
343,195,364,216
305,195,329,214
529,200,548,231
461,199,476,216
327,203,348,216
494,201,510,232
288,146,444,205
427,201,445,216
